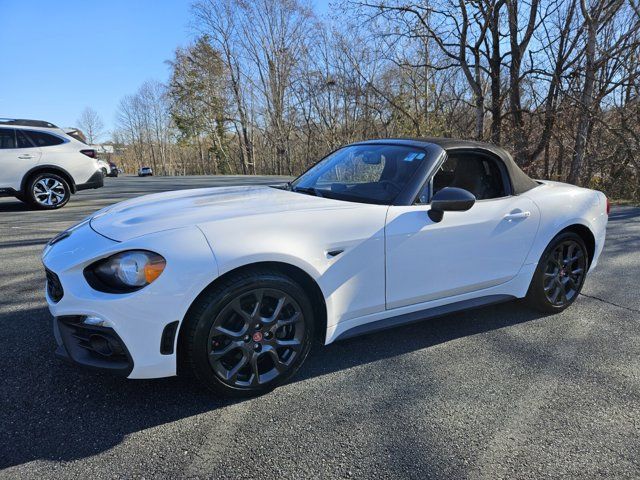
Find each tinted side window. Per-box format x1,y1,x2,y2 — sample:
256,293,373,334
23,130,65,147
0,128,16,149
420,153,507,202
16,130,33,148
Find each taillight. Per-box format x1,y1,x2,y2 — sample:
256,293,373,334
606,197,611,215
80,149,97,158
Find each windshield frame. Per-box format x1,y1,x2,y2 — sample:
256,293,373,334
288,141,443,206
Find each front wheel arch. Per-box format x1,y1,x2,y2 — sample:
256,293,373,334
176,261,327,375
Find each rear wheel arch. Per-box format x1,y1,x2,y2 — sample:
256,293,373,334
176,261,327,373
558,224,595,267
21,166,77,194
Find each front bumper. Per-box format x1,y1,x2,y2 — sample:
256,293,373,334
76,170,104,191
54,315,134,376
42,222,218,379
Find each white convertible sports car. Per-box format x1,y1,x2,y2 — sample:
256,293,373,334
42,138,608,396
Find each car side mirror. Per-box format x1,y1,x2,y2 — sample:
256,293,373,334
428,187,476,223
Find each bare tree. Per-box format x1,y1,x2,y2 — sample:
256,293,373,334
76,107,104,144
108,0,640,200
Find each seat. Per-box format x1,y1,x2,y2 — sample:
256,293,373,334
450,157,489,199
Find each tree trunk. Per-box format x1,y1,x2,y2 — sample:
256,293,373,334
568,2,597,185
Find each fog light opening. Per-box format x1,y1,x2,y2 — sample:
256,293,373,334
88,334,113,357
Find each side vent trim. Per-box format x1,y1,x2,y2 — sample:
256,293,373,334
160,321,179,355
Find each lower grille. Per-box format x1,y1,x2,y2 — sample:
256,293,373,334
45,269,63,302
56,316,134,376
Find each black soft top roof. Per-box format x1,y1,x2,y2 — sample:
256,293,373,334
354,137,539,195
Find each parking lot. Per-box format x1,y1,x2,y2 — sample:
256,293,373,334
1,176,639,479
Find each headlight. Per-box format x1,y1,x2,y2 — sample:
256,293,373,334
84,250,166,293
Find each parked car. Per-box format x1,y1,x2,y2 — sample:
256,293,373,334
97,159,110,177
107,162,119,177
0,118,103,209
42,138,608,396
138,166,153,177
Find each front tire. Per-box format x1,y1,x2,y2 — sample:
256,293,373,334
26,173,71,210
181,269,315,397
525,231,589,313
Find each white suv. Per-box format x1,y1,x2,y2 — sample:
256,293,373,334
0,118,103,209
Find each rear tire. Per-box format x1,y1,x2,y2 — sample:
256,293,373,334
525,231,589,313
180,269,315,397
25,173,71,210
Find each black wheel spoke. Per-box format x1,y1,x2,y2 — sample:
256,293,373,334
209,341,242,361
276,338,302,351
249,355,261,385
276,311,302,328
250,289,264,319
559,284,569,303
568,251,583,266
225,353,249,381
231,300,252,323
266,296,287,323
207,287,306,389
214,324,245,339
266,348,287,372
542,238,586,307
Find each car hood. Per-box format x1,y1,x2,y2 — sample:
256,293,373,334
90,185,361,241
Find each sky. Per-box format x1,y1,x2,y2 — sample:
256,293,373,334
0,1,330,141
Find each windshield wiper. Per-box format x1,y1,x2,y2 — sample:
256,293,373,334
271,181,292,191
292,186,323,197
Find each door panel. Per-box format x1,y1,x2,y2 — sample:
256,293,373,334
385,196,540,309
0,129,42,189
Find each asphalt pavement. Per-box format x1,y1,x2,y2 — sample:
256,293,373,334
0,176,638,479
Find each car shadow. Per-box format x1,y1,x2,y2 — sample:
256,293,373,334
0,301,549,469
0,199,33,212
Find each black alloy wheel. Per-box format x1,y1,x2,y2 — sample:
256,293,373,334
208,288,306,387
526,231,589,312
543,240,587,306
181,270,315,396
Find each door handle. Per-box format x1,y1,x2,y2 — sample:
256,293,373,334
18,154,33,159
504,211,531,221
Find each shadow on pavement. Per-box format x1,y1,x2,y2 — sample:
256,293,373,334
607,206,640,222
0,199,33,212
0,301,548,469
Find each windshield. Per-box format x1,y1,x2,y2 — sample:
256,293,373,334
290,144,428,204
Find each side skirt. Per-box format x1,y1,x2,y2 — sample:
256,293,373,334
334,294,514,341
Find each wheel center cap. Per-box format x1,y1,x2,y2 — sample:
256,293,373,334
252,332,263,342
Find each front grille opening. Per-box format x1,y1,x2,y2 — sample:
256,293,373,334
45,269,63,302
